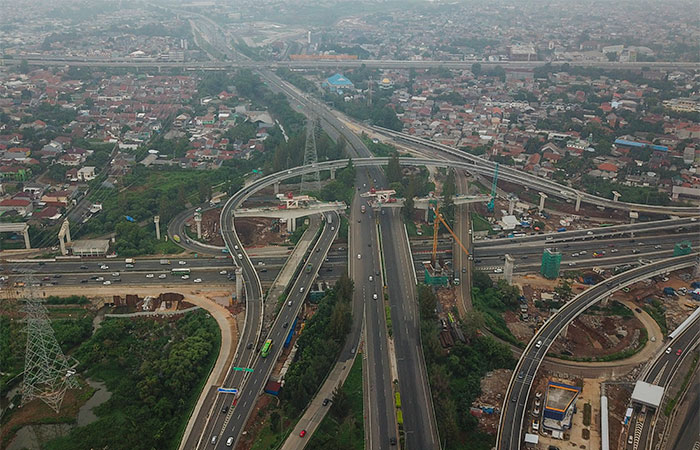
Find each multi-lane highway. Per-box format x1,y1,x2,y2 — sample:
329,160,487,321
626,314,700,450
207,212,338,449
380,207,440,449
497,253,699,450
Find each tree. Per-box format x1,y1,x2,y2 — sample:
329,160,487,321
386,153,402,183
269,410,281,433
330,383,349,420
554,280,573,301
471,63,482,78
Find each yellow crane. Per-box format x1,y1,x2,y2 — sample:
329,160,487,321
431,203,471,266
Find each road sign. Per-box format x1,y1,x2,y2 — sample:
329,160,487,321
233,367,254,373
217,387,238,393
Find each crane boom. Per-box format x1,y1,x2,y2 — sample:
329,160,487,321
431,203,470,264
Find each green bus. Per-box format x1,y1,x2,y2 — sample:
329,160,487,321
171,268,191,275
261,339,272,357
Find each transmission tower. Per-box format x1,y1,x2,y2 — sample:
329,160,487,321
21,285,78,413
300,118,321,193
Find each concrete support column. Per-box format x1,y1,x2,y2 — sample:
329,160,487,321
694,260,700,278
330,168,336,180
575,194,582,212
274,182,280,195
538,192,548,212
288,217,296,232
154,216,161,240
612,190,621,202
600,296,610,307
425,208,430,222
504,254,514,283
562,323,569,339
235,267,243,301
64,220,71,243
629,211,638,224
23,229,31,249
508,198,516,215
59,236,66,256
194,213,202,239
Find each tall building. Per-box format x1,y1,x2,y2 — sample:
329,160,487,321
540,248,562,279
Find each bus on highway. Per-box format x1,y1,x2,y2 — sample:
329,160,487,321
171,268,191,275
261,339,273,357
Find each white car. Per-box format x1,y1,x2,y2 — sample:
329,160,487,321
494,268,503,274
535,340,542,348
178,260,187,265
100,264,109,270
357,254,361,259
111,272,120,277
103,280,111,285
181,275,190,280
158,274,167,279
665,347,672,354
372,293,378,300
219,270,227,275
369,275,373,282
194,278,202,283
532,420,539,431
146,273,154,278
258,261,265,266
237,253,243,259
96,276,104,281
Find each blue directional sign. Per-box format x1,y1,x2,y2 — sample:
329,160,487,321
217,387,238,394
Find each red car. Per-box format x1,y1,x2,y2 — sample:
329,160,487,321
676,349,683,356
299,430,306,437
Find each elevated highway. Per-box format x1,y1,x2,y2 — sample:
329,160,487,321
6,56,700,71
371,127,700,217
497,253,700,450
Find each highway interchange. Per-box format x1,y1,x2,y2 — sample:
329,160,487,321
4,55,699,450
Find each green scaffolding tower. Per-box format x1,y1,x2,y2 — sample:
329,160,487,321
540,248,562,279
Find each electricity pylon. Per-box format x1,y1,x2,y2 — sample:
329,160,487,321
21,283,78,413
300,119,320,194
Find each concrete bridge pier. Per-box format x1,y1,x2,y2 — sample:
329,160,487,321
154,216,161,240
330,168,336,180
274,182,280,195
287,217,297,232
575,193,582,212
194,212,203,239
538,192,548,212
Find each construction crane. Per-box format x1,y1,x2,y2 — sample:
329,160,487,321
431,203,471,266
487,162,499,212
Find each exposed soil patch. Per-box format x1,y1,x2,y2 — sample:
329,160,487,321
473,368,512,435
233,217,286,247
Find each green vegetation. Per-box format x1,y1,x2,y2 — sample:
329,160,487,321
590,300,634,319
581,175,670,206
417,285,515,449
276,68,317,93
471,272,521,345
307,356,364,450
385,305,393,337
664,352,699,416
45,295,90,305
362,135,397,157
289,221,309,245
46,310,220,450
281,275,354,414
318,160,356,205
470,213,492,232
643,299,668,335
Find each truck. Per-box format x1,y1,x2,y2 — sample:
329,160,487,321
160,259,171,265
361,205,366,214
326,214,333,223
125,258,134,264
663,287,676,296
557,227,567,232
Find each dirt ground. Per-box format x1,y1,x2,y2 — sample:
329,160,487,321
435,287,457,316
606,383,635,450
473,368,512,435
233,217,288,247
187,207,225,246
549,313,645,359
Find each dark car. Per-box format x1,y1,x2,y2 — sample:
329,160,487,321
283,322,289,329
322,398,330,406
246,343,253,350
389,437,397,445
80,265,89,270
222,405,229,414
81,279,89,283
